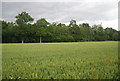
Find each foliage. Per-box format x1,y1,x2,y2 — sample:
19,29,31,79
1,12,120,43
15,11,34,26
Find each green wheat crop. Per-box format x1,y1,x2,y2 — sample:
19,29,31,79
2,41,118,79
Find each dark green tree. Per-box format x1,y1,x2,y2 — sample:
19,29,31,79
2,11,119,43
15,11,34,26
68,20,80,41
79,23,94,41
15,12,34,43
36,18,50,27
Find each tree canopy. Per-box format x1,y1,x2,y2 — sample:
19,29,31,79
2,11,120,43
15,11,34,26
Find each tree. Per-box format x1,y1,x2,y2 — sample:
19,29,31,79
15,11,34,26
2,11,120,43
53,23,73,42
36,18,50,27
80,23,90,28
69,20,78,27
112,32,118,41
79,23,94,41
68,20,80,41
104,28,117,41
2,22,19,43
15,12,34,43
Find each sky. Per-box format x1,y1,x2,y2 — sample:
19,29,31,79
1,0,120,30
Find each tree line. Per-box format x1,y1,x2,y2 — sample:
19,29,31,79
1,12,120,43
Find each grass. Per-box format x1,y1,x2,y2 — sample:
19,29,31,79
2,41,118,79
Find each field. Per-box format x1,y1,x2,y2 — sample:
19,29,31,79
2,41,118,79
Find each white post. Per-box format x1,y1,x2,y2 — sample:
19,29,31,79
40,37,41,43
22,40,23,44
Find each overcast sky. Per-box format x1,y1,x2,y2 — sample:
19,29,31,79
1,0,119,30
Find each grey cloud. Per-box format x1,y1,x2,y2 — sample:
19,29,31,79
2,2,117,24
